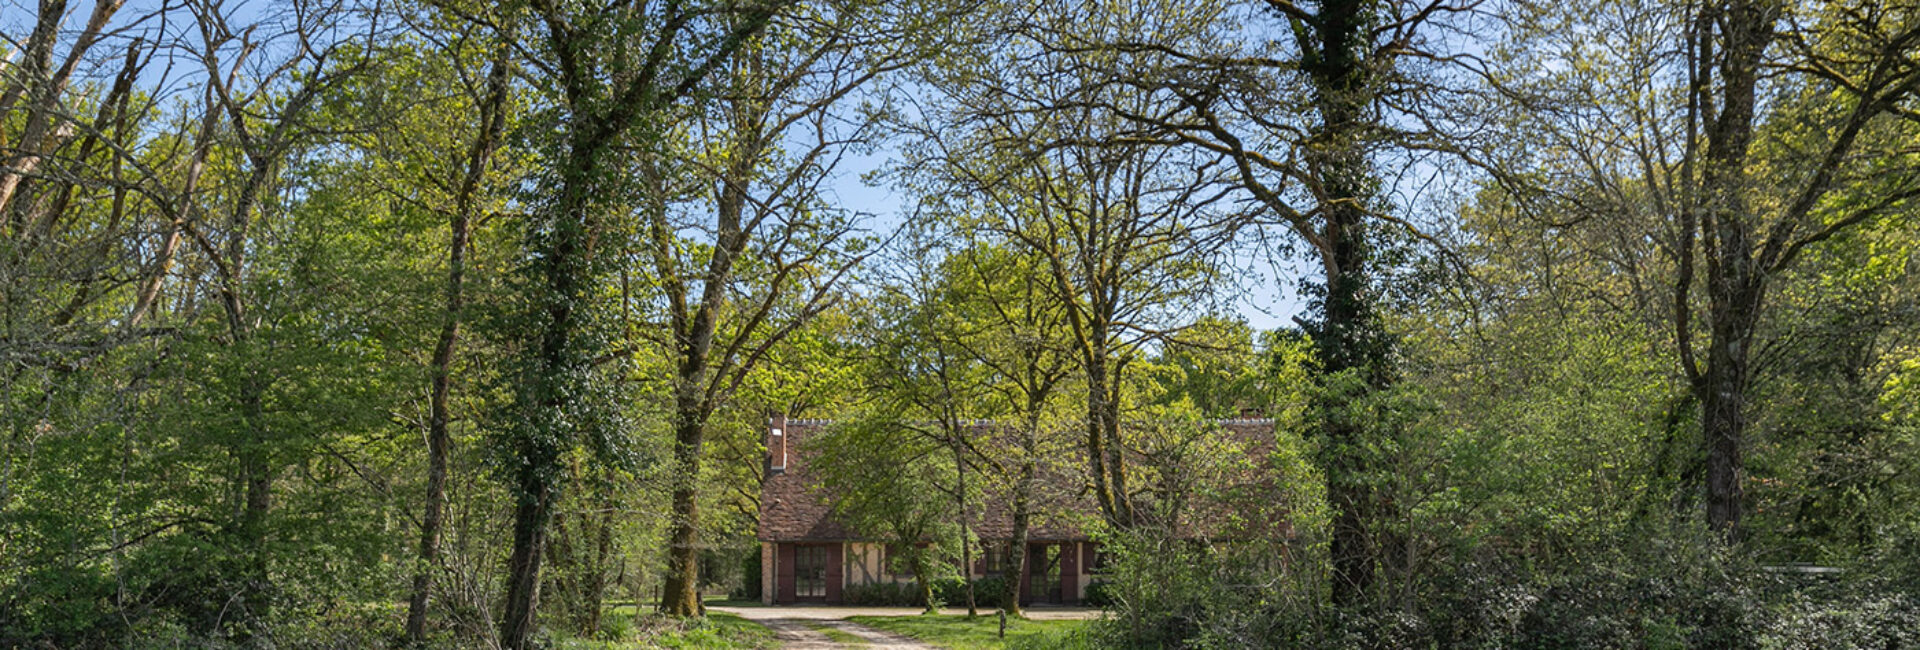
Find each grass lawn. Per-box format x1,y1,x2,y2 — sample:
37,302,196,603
848,614,1093,650
641,612,778,649
561,607,777,649
805,622,870,645
701,595,768,608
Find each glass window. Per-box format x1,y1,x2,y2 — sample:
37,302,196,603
795,545,828,598
1029,544,1063,602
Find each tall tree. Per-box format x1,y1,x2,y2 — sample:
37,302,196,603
938,243,1077,618
492,0,789,643
1057,0,1477,603
645,0,923,615
1678,0,1920,537
395,18,516,645
902,0,1246,529
185,0,378,627
1496,0,1920,538
859,228,1078,617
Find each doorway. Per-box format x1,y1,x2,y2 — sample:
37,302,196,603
1026,543,1063,603
793,544,829,600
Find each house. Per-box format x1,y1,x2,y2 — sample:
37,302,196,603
755,413,1281,605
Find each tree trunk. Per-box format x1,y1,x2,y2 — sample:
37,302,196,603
0,0,65,223
501,128,601,650
1297,0,1394,607
1318,213,1386,607
1701,306,1756,535
1003,441,1034,618
1085,366,1113,525
914,551,936,614
1100,375,1130,527
236,378,272,629
0,0,63,118
1084,350,1131,528
583,482,615,634
1691,0,1775,539
406,49,509,646
500,478,554,648
545,509,578,625
659,414,708,617
953,436,977,617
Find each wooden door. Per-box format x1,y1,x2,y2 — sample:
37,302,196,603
825,543,844,603
777,543,796,603
792,544,830,601
1060,541,1079,602
1026,543,1063,603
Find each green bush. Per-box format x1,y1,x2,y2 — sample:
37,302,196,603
844,580,923,606
843,576,1015,609
1755,588,1920,649
933,575,1010,609
1083,526,1920,649
1083,580,1115,608
971,575,1010,609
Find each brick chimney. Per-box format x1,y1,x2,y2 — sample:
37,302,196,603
767,413,787,475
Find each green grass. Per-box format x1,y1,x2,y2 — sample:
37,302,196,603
643,612,778,649
702,595,767,608
805,622,869,645
848,614,1093,650
560,607,777,649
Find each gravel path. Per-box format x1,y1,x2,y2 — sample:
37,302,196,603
757,617,933,649
757,618,839,649
711,604,1100,621
811,619,934,648
710,604,1099,649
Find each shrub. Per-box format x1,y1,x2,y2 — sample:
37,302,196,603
1754,588,1920,649
931,577,965,607
1083,580,1115,608
844,576,1015,609
971,575,1010,609
1083,525,1920,649
844,580,922,606
933,575,1010,609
